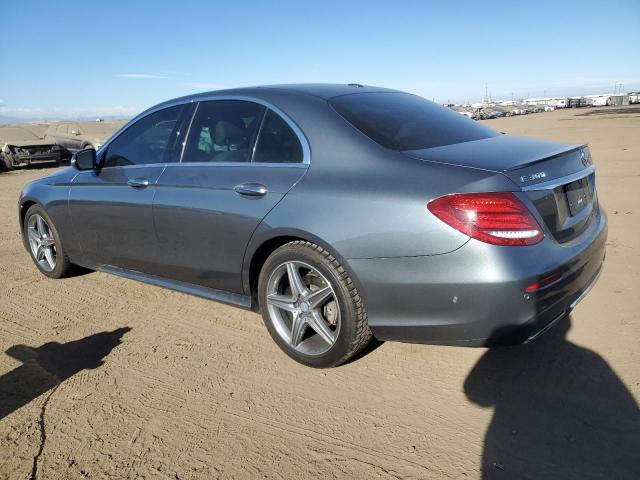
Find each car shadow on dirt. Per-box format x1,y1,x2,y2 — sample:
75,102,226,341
464,316,640,479
0,327,131,420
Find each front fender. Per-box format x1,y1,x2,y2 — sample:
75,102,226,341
18,168,79,259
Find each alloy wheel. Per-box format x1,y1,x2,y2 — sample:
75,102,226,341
27,214,57,272
265,261,341,356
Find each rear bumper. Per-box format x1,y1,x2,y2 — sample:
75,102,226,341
348,209,607,346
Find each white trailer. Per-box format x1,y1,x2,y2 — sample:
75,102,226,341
586,94,630,106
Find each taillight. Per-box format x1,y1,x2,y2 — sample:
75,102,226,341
427,192,544,246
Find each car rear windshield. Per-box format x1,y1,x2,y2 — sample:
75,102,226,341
330,92,499,150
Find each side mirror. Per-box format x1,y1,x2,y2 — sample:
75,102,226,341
72,148,96,170
71,130,80,135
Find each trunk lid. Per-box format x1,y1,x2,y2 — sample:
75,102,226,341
405,134,599,243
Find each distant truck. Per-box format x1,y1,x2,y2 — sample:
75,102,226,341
567,97,588,108
0,126,64,170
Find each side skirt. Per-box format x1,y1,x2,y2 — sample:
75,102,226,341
99,265,253,309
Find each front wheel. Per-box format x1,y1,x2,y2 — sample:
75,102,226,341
23,205,75,278
258,241,372,368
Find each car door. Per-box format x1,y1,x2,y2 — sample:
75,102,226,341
68,104,189,272
151,100,309,294
55,123,71,150
67,123,85,152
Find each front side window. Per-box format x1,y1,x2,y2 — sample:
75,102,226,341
330,92,499,151
183,100,264,163
103,105,184,168
253,110,303,164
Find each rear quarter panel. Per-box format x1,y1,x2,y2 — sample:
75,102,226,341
255,158,518,260
243,154,520,296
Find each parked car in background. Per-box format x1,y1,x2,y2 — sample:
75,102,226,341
492,105,514,117
43,121,124,154
450,106,479,120
19,84,607,367
0,126,63,170
478,107,504,119
510,105,529,115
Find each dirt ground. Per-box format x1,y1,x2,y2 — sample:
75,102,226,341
1,107,639,479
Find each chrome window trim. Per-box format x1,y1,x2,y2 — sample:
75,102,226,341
165,162,308,169
100,95,311,168
249,107,268,163
520,165,595,191
98,163,169,170
85,161,309,174
178,101,200,163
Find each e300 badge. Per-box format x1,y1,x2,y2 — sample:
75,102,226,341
520,171,547,183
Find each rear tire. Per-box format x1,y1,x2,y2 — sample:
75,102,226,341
23,205,75,278
258,241,372,368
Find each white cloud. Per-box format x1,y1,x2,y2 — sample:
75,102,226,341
116,73,169,79
183,82,226,91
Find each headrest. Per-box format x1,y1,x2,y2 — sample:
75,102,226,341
214,120,245,145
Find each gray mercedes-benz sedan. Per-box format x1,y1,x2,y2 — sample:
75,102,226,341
18,84,607,367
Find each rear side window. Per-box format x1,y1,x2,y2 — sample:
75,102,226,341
103,105,184,167
253,110,303,164
183,100,264,163
330,92,498,150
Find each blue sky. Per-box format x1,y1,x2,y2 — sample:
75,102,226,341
1,0,639,119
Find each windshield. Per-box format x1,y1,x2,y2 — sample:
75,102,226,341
330,92,498,150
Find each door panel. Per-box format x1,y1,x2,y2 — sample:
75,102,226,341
57,123,72,150
152,164,307,293
68,123,84,151
69,165,165,271
67,103,188,271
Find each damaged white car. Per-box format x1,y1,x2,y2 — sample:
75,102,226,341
0,126,64,170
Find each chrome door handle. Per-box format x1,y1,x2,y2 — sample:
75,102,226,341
233,183,268,197
127,178,150,188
